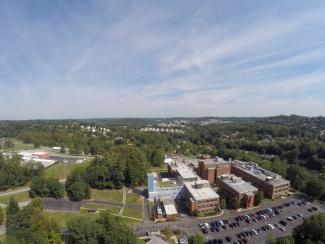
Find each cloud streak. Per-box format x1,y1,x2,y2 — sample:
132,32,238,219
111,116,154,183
0,0,325,119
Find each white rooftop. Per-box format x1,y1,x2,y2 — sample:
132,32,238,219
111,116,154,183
176,164,197,180
164,203,178,216
232,161,289,186
184,180,219,201
219,174,258,194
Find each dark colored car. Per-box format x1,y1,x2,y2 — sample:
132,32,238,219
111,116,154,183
225,236,231,242
312,207,318,211
279,220,287,226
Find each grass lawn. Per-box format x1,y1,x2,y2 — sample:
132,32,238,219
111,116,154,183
12,139,35,151
157,181,175,187
90,189,123,203
44,210,140,227
150,165,167,172
44,211,99,227
0,191,31,204
0,234,6,243
126,192,142,204
117,215,141,225
122,207,143,220
43,161,90,180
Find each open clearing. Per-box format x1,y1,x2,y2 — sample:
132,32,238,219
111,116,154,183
90,189,123,203
0,191,30,204
43,161,90,179
126,192,142,204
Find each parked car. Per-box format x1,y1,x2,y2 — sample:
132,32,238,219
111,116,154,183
279,220,287,226
225,236,231,242
268,224,275,230
204,223,210,229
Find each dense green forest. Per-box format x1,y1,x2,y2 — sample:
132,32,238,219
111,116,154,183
1,115,325,200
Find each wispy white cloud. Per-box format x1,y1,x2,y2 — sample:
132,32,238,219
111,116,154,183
0,0,325,119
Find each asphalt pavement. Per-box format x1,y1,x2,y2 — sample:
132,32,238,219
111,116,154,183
134,195,323,243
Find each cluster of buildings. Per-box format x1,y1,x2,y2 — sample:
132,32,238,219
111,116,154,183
19,151,56,167
157,121,188,128
140,127,184,133
147,155,290,220
198,158,290,203
80,125,111,136
199,119,232,126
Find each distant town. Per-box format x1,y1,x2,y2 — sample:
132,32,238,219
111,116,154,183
0,116,324,244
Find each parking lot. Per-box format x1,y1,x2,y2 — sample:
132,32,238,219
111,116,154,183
134,195,323,243
200,200,320,244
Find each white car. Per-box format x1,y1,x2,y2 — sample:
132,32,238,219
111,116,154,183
252,229,258,235
204,223,210,229
287,217,293,221
268,224,275,229
279,227,286,232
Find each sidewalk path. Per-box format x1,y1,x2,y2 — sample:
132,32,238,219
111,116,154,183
118,187,127,215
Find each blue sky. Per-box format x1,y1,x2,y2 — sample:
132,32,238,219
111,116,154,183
1,0,325,119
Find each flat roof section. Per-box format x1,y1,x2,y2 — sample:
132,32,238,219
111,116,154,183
184,180,219,201
164,203,178,216
201,157,229,168
219,174,258,194
176,163,197,180
232,161,290,186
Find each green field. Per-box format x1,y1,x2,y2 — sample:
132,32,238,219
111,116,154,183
150,165,167,172
44,209,140,227
12,139,35,151
0,191,31,204
90,189,123,202
122,208,143,220
126,192,142,204
0,234,6,243
44,211,99,227
43,161,90,179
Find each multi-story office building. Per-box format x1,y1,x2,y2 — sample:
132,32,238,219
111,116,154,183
216,174,258,208
198,157,231,184
198,158,290,200
184,180,220,214
168,163,198,182
231,161,290,200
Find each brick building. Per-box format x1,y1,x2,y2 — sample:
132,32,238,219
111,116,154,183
184,180,219,214
216,174,258,208
198,157,231,184
198,158,290,201
231,161,290,200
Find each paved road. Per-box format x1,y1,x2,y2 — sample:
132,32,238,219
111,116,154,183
202,200,317,243
0,179,66,199
119,187,127,215
0,224,5,235
134,195,323,243
0,187,30,197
